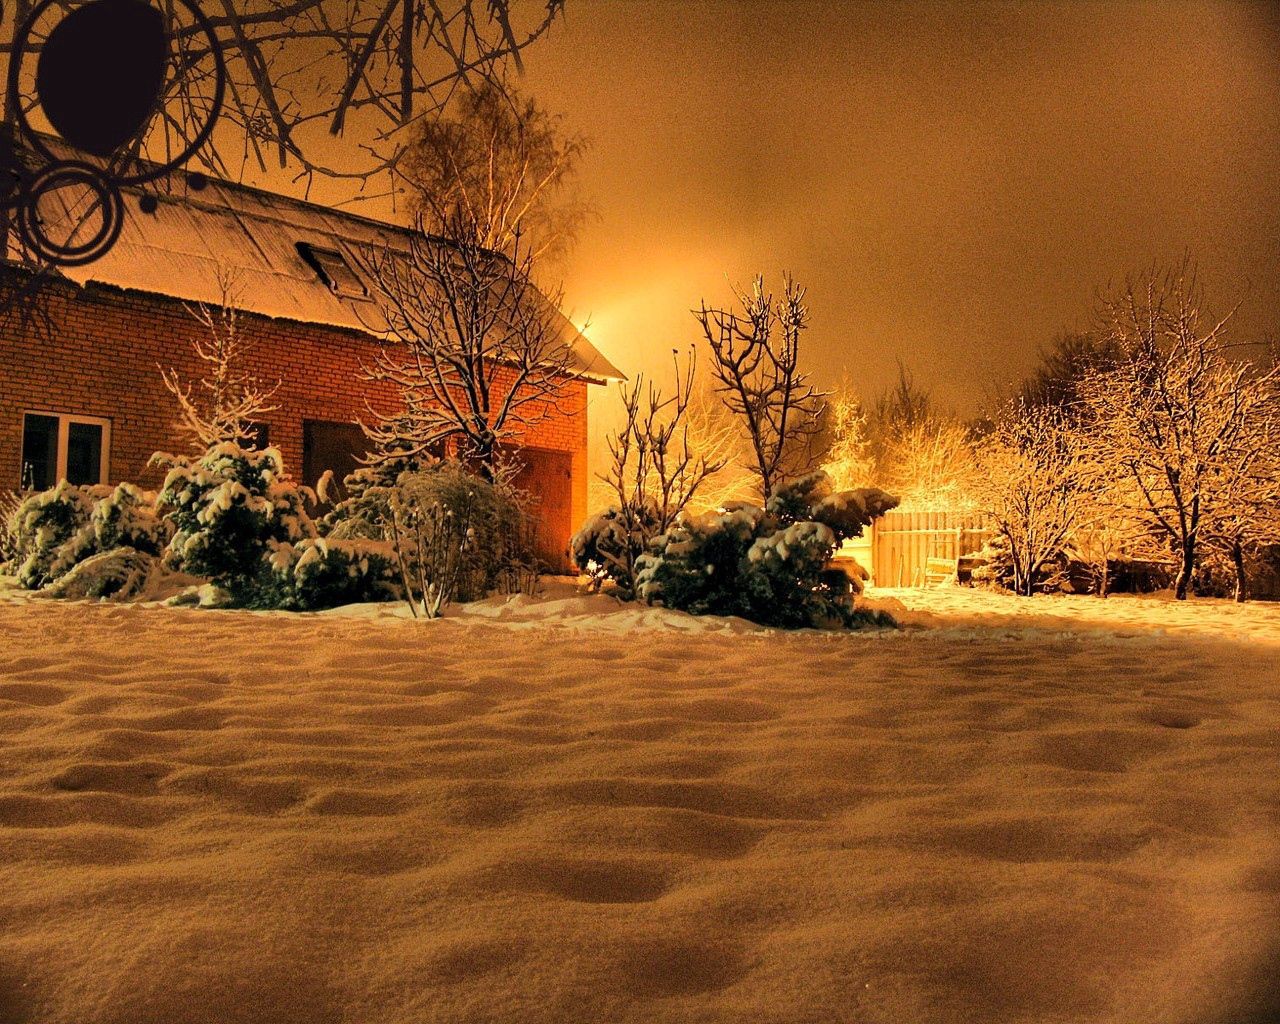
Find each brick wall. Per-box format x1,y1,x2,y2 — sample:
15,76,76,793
0,272,591,563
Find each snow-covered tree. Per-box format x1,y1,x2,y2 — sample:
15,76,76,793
974,403,1095,597
875,418,977,511
857,363,978,511
1079,262,1279,600
158,271,279,452
822,378,874,492
1199,368,1280,601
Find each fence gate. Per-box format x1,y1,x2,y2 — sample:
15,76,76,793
866,509,991,588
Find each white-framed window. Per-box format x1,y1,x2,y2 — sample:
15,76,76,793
20,411,111,491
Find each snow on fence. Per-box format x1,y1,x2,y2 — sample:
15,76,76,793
863,509,992,588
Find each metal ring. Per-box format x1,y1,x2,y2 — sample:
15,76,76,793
6,0,226,186
17,160,124,266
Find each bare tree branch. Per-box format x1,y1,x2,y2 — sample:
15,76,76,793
696,274,827,502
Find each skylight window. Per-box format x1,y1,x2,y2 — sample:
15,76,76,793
297,242,367,299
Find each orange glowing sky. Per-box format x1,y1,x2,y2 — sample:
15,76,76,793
516,0,1280,418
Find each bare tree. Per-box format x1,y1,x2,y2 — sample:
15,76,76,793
585,378,754,516
585,349,725,592
400,78,587,262
871,359,933,436
696,275,826,502
1080,262,1276,600
974,402,1095,597
359,213,581,479
158,270,279,452
680,383,762,510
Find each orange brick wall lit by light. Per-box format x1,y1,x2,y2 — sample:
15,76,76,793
0,273,591,563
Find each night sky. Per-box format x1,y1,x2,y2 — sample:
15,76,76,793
519,0,1280,416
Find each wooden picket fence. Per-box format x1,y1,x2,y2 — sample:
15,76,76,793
853,509,993,588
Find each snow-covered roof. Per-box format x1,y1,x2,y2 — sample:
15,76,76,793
14,144,623,383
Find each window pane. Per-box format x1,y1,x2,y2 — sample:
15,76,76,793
65,422,103,485
21,414,58,490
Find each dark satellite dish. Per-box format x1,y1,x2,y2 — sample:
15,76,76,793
35,0,168,158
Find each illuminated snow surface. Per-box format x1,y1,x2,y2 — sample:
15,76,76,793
1,578,1278,1024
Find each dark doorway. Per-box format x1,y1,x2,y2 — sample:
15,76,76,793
302,420,367,503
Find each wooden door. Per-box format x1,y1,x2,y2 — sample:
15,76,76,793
508,446,574,571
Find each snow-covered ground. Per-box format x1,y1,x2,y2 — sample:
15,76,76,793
1,579,1278,1024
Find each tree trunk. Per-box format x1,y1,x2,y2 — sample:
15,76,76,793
1173,539,1194,601
1018,555,1035,597
474,440,497,483
1231,541,1247,603
1098,560,1109,599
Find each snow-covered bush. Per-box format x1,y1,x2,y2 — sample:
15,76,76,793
156,445,399,610
742,520,844,627
768,471,899,542
9,481,170,597
570,501,663,596
10,481,104,589
636,503,766,619
386,463,533,613
0,489,23,572
322,451,429,541
636,472,899,628
259,537,397,611
44,547,158,601
156,444,316,604
90,482,168,555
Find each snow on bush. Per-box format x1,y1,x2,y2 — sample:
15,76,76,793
322,452,427,542
635,503,766,619
89,482,169,555
10,481,105,589
10,482,170,597
44,547,158,601
156,443,398,610
259,537,397,611
569,501,664,597
157,444,317,604
635,472,899,628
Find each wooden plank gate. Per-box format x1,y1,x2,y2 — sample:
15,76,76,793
860,509,993,588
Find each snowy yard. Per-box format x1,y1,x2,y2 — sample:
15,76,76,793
1,581,1278,1024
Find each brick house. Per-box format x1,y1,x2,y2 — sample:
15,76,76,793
0,174,620,568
